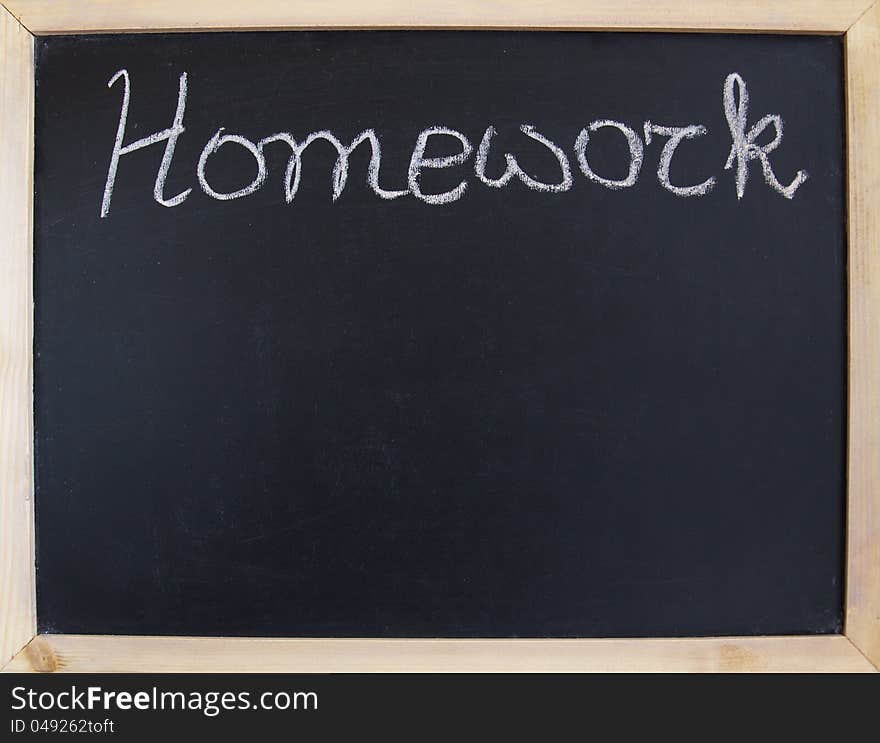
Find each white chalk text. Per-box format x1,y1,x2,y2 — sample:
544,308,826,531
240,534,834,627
100,70,808,217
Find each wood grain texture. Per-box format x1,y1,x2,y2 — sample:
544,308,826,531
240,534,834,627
0,5,35,671
845,1,880,671
0,0,873,34
1,0,876,675
2,634,875,673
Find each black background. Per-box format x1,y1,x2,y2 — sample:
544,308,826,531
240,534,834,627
3,674,872,740
3,674,874,740
34,31,846,637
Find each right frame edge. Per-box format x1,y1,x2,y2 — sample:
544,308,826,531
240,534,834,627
844,0,880,672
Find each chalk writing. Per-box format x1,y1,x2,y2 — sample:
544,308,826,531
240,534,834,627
100,69,808,217
723,72,808,199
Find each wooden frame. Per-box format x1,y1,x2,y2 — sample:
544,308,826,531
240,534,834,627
0,0,877,673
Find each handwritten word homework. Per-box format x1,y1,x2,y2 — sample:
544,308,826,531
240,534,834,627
100,70,807,218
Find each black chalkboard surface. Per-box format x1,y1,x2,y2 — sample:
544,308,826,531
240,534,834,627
34,31,846,637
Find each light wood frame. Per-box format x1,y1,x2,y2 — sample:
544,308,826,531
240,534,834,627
1,0,877,673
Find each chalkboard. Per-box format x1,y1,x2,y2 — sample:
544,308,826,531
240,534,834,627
34,31,846,638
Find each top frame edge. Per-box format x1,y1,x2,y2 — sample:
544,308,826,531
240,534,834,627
1,0,873,37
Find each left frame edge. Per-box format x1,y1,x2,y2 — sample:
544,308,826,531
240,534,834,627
0,3,37,670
